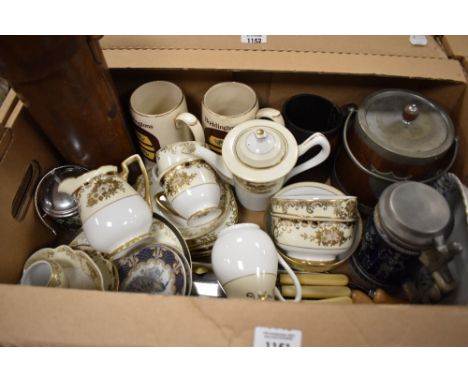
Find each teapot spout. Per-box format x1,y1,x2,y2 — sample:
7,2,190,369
194,144,234,186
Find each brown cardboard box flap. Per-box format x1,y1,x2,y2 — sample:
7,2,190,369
1,285,468,346
441,36,468,58
101,36,448,58
101,35,464,82
104,48,465,82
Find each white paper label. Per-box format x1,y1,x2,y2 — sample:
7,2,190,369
253,326,302,347
409,35,428,46
241,35,267,44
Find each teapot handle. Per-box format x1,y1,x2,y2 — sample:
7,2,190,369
285,132,331,182
120,154,152,207
175,112,206,144
256,107,285,125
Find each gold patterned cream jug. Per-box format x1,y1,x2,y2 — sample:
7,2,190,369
58,154,152,258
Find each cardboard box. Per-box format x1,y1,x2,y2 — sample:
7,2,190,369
441,36,468,59
1,36,468,346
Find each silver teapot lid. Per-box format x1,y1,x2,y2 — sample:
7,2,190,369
357,89,455,163
377,181,452,249
36,165,88,218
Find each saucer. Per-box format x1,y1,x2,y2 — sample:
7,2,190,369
69,245,119,291
116,241,187,295
185,187,238,251
23,245,105,290
70,213,192,295
271,181,345,199
135,174,238,242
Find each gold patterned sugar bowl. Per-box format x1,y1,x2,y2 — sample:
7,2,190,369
267,182,360,265
270,195,358,221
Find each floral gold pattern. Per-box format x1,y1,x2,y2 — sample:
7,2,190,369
47,262,64,287
76,175,126,208
246,291,274,300
156,142,197,162
163,170,197,197
272,217,354,247
234,175,279,194
271,198,357,220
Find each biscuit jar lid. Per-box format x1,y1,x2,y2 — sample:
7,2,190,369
357,89,455,162
222,119,298,183
377,181,452,250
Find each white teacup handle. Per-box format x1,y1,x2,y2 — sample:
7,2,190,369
256,107,285,125
175,112,206,144
274,254,302,302
285,132,331,182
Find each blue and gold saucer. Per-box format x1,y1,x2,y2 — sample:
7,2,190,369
116,240,186,296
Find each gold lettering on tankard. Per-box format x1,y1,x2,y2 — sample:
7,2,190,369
204,116,232,132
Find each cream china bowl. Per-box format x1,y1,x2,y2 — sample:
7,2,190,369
268,182,359,262
267,212,364,272
271,216,355,260
270,195,358,221
23,245,105,291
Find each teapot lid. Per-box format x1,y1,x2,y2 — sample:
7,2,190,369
377,181,452,249
222,120,298,183
357,89,455,163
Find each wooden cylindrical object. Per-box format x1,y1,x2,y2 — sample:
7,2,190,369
0,36,135,168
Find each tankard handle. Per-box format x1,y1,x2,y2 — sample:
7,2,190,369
256,107,285,125
120,154,152,207
175,112,206,144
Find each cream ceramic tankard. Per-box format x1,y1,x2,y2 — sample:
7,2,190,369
58,154,152,258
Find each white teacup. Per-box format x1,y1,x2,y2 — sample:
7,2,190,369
153,146,222,227
211,223,302,302
20,259,69,288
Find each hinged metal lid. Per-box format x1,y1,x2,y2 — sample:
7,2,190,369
377,181,452,249
357,89,455,162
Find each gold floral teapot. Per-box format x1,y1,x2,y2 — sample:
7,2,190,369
174,118,331,211
58,154,152,258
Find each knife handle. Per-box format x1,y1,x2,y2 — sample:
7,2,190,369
301,297,353,304
279,273,349,286
351,289,374,304
371,288,406,304
282,285,351,299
